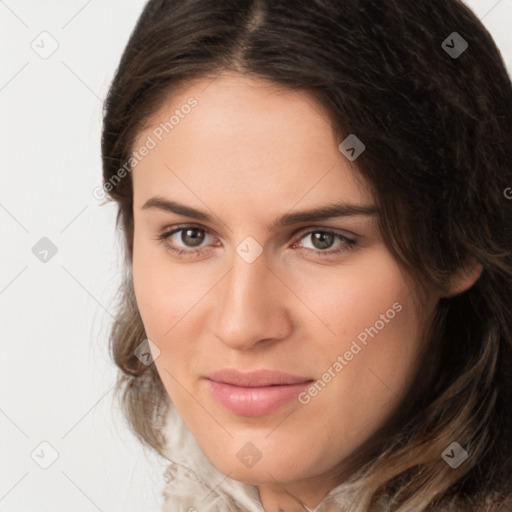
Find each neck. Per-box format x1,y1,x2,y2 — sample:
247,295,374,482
257,470,347,512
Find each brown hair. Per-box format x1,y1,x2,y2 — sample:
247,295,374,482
101,1,512,510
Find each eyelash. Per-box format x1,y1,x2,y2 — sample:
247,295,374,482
156,224,357,260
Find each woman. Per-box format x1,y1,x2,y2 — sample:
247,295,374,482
101,0,512,510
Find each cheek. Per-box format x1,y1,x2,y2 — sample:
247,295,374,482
132,231,204,340
294,249,418,356
294,253,423,440
132,236,207,406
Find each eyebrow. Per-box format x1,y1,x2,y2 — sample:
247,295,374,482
141,196,378,227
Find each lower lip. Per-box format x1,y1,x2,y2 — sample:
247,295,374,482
205,379,312,416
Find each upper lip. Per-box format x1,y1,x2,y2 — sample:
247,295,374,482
206,369,313,387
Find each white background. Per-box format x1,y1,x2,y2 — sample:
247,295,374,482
1,1,511,511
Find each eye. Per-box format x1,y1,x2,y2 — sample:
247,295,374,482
156,225,357,259
293,229,357,257
157,225,216,258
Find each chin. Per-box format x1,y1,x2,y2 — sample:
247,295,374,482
203,441,319,485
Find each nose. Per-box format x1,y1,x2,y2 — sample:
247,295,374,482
212,247,292,351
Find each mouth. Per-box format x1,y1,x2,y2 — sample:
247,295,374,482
205,369,314,416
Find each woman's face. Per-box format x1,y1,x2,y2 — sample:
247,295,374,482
131,72,441,488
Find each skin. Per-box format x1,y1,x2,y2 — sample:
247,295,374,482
130,72,480,511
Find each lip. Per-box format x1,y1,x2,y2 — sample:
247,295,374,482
205,369,313,416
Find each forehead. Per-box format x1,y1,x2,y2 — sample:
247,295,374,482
131,72,372,215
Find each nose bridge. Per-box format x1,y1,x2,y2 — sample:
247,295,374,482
213,244,286,349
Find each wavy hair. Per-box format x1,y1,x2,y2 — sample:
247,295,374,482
101,0,512,510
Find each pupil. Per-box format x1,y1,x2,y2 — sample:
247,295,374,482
183,228,205,247
312,232,334,250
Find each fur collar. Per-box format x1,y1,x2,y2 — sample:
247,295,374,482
159,405,382,512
